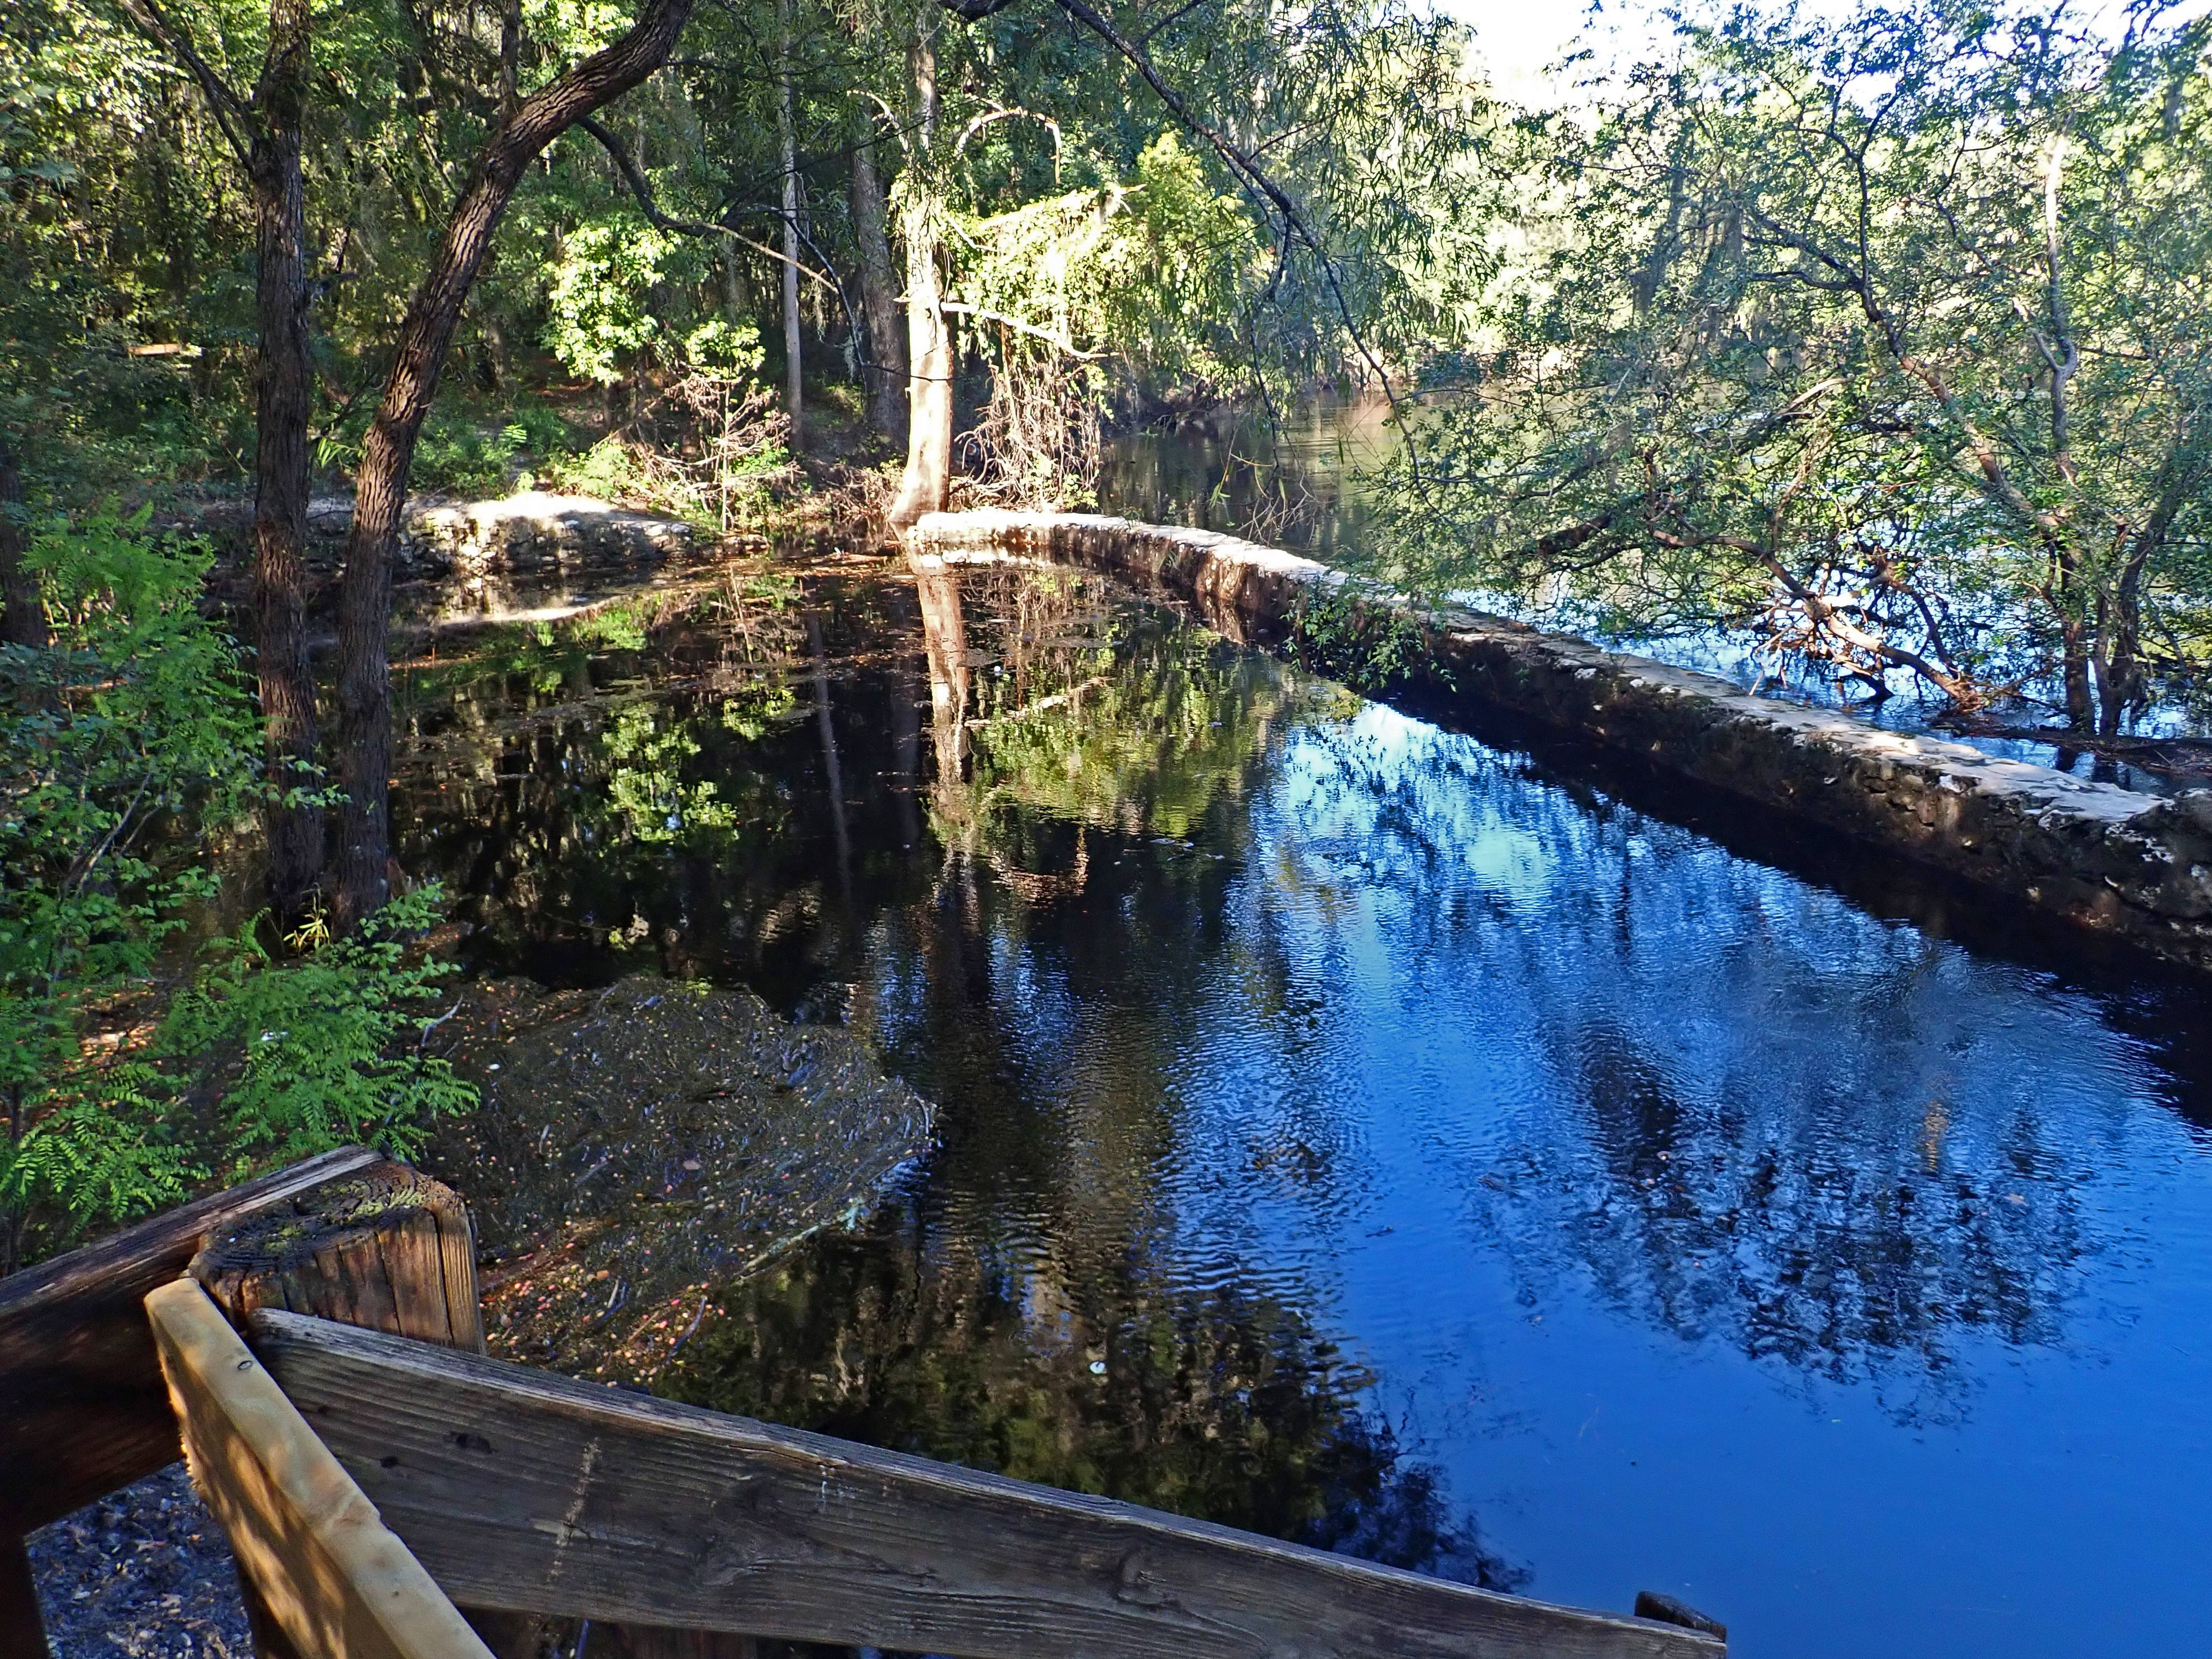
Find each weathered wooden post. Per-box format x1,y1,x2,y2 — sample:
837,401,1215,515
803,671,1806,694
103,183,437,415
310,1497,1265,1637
192,1161,484,1354
192,1160,752,1659
191,1160,508,1658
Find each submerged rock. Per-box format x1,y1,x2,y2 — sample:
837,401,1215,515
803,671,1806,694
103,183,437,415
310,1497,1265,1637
421,974,932,1384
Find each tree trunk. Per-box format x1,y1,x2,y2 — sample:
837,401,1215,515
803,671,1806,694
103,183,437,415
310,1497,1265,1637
851,127,906,442
248,0,323,926
0,435,43,651
328,0,697,932
2095,529,2154,742
886,22,949,528
776,0,804,452
2045,540,2095,734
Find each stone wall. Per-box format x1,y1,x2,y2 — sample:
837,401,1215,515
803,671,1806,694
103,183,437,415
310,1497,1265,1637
305,489,694,583
911,508,2212,973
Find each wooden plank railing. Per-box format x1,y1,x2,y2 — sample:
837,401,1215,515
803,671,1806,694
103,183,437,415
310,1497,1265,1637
145,1280,492,1659
0,1146,384,1540
0,1147,385,1659
7,1151,1729,1658
252,1309,1724,1659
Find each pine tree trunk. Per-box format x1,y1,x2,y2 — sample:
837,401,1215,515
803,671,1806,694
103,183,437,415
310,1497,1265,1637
248,0,323,926
777,0,804,452
851,128,907,442
328,0,698,932
886,22,949,528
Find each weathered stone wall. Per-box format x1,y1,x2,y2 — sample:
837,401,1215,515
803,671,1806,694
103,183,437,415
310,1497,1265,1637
305,489,694,583
912,508,2212,973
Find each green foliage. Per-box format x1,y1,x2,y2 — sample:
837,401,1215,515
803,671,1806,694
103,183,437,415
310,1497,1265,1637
957,133,1259,387
4,0,1501,519
163,888,474,1172
546,216,681,385
718,680,797,740
599,706,742,846
1287,581,1442,693
0,510,259,1253
1376,0,2212,730
0,512,477,1266
570,600,652,654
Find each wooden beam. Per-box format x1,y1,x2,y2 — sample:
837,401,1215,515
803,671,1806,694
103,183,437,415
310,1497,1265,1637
145,1280,493,1659
0,1146,385,1537
254,1312,1724,1659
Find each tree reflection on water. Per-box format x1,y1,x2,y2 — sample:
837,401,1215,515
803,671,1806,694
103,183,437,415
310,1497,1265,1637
1260,711,2119,1424
392,556,2205,1626
662,1212,1526,1588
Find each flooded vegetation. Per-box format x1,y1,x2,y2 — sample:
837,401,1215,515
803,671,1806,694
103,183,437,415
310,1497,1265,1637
388,559,2212,1658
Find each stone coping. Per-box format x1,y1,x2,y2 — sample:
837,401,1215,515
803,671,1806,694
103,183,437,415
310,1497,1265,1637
911,508,2212,972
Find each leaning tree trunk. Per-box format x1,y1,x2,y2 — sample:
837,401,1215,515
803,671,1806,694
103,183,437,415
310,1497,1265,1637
329,0,698,932
850,126,907,442
0,435,43,651
885,22,950,528
247,0,323,926
776,0,804,452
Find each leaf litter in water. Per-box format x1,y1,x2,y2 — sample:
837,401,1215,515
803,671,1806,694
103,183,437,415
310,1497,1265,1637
421,973,932,1385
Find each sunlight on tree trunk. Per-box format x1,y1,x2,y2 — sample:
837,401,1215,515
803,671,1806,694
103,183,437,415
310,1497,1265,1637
888,15,950,526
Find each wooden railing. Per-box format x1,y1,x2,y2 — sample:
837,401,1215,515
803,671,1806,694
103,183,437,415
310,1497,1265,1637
2,1153,1729,1658
0,1147,385,1650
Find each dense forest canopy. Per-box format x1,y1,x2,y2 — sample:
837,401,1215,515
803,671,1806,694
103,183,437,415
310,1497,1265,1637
1375,0,2212,738
2,0,2209,1254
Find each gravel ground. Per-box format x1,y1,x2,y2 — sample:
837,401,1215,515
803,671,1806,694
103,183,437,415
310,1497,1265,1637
27,1465,251,1659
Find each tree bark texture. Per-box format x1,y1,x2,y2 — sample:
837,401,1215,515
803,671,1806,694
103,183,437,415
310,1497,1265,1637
0,436,43,653
886,22,950,527
248,0,324,925
850,128,907,441
329,0,697,931
777,0,804,452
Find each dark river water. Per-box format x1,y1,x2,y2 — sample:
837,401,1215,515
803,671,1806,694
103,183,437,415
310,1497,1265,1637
393,557,2212,1659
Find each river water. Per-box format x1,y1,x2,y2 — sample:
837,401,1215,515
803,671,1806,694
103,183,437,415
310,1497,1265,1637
394,555,2212,1659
